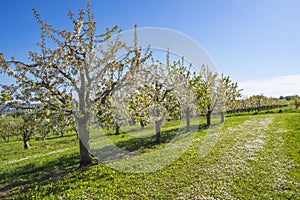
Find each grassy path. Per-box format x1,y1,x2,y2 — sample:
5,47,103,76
179,114,299,199
187,116,275,199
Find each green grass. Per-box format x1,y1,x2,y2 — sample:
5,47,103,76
0,110,299,199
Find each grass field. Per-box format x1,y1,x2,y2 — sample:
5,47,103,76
0,108,299,199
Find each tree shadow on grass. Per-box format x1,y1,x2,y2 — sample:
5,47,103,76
44,133,77,141
91,124,208,163
0,123,209,198
104,125,153,136
0,151,83,199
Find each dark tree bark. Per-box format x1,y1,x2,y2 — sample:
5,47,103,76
206,110,212,126
115,124,120,135
155,119,162,144
23,129,30,150
140,121,145,129
221,111,225,123
185,108,191,132
78,117,92,167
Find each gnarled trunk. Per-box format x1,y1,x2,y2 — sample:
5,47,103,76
23,129,30,150
206,110,212,126
140,121,145,129
186,108,191,132
115,124,120,135
155,119,162,144
78,117,92,167
221,111,225,123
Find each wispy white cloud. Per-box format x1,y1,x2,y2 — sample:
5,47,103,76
239,74,300,98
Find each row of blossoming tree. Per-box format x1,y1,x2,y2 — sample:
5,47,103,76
0,0,285,166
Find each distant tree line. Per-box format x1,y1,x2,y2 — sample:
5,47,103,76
279,95,298,101
227,95,289,114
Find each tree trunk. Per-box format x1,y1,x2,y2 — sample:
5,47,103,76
186,108,190,132
155,119,162,144
221,111,225,123
78,117,92,167
140,121,145,129
23,129,30,150
115,124,120,135
206,111,212,126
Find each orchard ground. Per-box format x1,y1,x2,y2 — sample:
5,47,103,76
0,106,299,199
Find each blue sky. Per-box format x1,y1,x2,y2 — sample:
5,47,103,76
1,0,300,97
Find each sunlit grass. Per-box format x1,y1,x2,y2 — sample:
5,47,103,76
0,109,299,199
